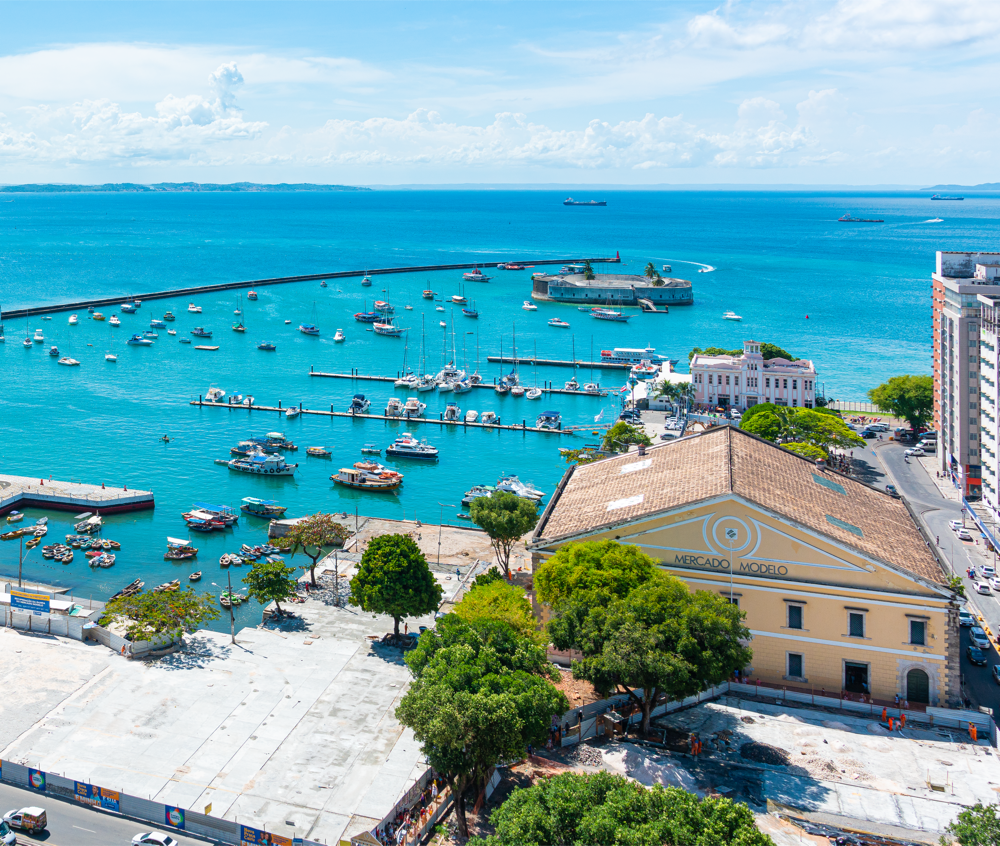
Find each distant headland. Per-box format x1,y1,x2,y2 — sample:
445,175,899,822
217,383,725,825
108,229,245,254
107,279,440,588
921,182,1000,191
0,182,370,193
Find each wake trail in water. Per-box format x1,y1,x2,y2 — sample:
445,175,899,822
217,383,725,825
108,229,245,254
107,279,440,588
656,258,716,273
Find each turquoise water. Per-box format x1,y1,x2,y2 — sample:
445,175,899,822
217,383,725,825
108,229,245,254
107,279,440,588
1,189,997,625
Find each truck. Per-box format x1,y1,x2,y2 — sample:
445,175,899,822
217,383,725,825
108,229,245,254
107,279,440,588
3,807,47,834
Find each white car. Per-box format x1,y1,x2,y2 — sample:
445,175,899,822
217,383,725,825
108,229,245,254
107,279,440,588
949,520,964,531
132,833,179,846
985,565,997,579
904,447,925,457
869,423,890,432
976,582,993,596
990,578,1000,593
957,529,974,541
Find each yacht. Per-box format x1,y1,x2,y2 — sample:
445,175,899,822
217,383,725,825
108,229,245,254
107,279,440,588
453,379,471,394
480,411,499,425
522,301,537,311
163,312,176,321
68,314,78,325
334,329,345,342
583,382,602,394
228,447,298,476
33,329,44,343
385,397,405,417
536,410,562,430
109,315,121,326
349,394,371,413
150,318,166,329
436,363,466,383
57,357,80,366
463,266,491,282
497,475,545,502
167,329,177,335
495,379,511,396
394,373,417,389
525,388,542,400
548,318,570,328
415,375,436,392
444,403,461,421
126,334,153,345
463,484,495,505
565,377,580,391
188,303,202,313
386,432,439,460
206,387,226,403
403,397,426,417
286,407,301,419
105,352,117,362
722,310,743,321
599,347,668,365
48,345,59,356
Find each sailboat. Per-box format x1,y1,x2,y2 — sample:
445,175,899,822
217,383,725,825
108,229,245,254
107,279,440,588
0,302,4,342
233,293,246,332
509,325,524,396
106,325,117,362
526,342,542,399
299,302,320,335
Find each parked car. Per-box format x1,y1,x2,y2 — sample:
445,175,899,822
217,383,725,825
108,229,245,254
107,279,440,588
957,529,974,541
904,447,925,457
968,645,988,666
885,484,900,498
992,665,1000,685
949,519,964,531
959,609,975,627
971,626,991,648
132,833,179,846
990,578,1000,593
3,808,46,834
860,430,876,439
975,581,992,595
918,440,936,452
869,423,890,432
985,565,997,579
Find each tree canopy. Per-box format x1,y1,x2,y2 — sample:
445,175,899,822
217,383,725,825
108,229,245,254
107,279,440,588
867,375,933,430
688,343,795,363
275,512,350,585
349,533,442,636
602,421,652,454
100,588,220,643
943,801,1000,846
740,406,863,457
534,539,656,609
583,260,595,281
396,615,567,839
454,578,542,644
470,492,539,578
470,771,773,846
550,571,751,733
242,559,298,614
643,262,661,281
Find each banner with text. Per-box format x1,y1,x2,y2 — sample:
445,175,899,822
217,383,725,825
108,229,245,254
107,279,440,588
11,590,50,614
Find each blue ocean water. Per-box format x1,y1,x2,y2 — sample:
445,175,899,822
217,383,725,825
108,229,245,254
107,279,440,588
0,189,996,626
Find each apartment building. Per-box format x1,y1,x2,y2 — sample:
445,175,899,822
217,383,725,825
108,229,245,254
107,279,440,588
978,287,1000,513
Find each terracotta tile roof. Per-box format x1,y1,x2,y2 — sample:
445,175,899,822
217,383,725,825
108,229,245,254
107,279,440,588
532,426,945,585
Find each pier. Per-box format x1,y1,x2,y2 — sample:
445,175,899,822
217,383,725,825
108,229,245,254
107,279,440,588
486,355,630,370
1,255,621,320
0,474,154,516
191,400,576,434
308,369,611,396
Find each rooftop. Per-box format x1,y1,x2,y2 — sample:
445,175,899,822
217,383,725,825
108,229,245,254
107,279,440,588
531,426,945,585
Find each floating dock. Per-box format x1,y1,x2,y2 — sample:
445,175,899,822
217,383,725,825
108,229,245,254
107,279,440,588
191,400,575,434
308,370,610,397
486,355,630,370
0,474,154,516
1,256,621,320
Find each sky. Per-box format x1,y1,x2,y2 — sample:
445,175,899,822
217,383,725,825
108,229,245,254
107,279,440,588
0,0,997,186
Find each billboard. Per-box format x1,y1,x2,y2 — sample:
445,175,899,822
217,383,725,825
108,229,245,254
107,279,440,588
240,825,292,845
164,806,185,829
27,769,46,791
11,590,50,615
74,782,120,812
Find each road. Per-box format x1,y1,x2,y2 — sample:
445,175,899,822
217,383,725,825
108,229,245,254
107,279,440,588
0,783,210,846
874,441,1000,714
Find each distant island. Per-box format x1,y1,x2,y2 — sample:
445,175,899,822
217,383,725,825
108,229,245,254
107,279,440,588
0,182,369,193
921,182,1000,191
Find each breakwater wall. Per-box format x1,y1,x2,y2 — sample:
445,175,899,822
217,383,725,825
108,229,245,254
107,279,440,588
1,255,620,320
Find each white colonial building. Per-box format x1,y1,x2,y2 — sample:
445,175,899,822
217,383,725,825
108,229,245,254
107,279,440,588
690,341,818,411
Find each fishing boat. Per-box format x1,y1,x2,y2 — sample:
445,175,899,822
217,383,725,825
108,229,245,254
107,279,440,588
349,394,371,413
6,511,23,524
188,503,239,525
374,320,404,337
75,514,103,533
257,341,276,351
228,447,298,476
155,580,182,592
163,312,176,321
150,318,166,329
93,312,105,321
332,466,402,491
109,579,144,601
334,329,345,342
722,310,742,321
522,301,537,311
48,345,59,356
89,553,116,569
179,337,192,344
463,266,491,282
240,497,287,517
462,484,496,505
536,410,561,430
191,327,213,337
592,307,630,322
206,387,226,403
109,315,121,326
548,318,570,328
361,443,382,455
58,357,80,366
187,303,202,313
189,571,202,581
386,432,439,460
242,395,254,406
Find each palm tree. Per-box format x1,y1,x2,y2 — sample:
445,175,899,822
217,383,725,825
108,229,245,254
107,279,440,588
583,260,595,281
644,262,658,280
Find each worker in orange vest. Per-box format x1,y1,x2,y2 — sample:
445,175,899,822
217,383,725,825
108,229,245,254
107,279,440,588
970,723,978,742
881,707,887,723
888,716,893,732
900,713,907,730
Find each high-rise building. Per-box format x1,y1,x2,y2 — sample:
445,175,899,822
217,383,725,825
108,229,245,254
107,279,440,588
932,252,1000,497
978,288,1000,512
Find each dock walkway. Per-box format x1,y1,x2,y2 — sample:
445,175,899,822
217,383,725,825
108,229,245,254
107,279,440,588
191,400,574,434
308,370,610,397
486,355,630,370
0,474,154,516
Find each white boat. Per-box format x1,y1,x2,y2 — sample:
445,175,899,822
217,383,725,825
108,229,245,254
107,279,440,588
349,394,370,413
481,411,498,425
48,345,59,356
662,264,672,272
437,380,454,392
286,407,301,419
206,387,226,403
525,388,542,400
285,319,291,324
444,403,461,421
403,397,426,417
242,395,254,406
33,329,44,343
723,310,742,321
465,410,478,423
188,303,202,313
439,321,447,327
630,360,659,379
522,301,537,311
453,380,471,393
583,382,602,393
536,410,561,429
415,376,436,392
463,267,491,282
105,352,117,362
228,447,298,476
57,357,80,366
497,474,545,502
600,347,668,365
68,314,78,325
386,432,439,460
334,329,345,342
385,397,406,417
548,318,570,328
565,377,580,390
299,323,320,335
592,308,630,322
167,329,176,335
109,315,121,326
126,334,153,346
511,385,526,397
435,306,445,312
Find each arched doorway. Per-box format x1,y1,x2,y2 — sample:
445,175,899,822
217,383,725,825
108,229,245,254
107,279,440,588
907,669,930,704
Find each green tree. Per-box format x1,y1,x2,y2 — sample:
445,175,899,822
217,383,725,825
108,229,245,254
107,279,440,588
643,261,660,280
349,533,442,636
739,402,777,424
868,375,934,430
534,540,656,609
470,492,539,579
552,572,751,734
242,559,298,615
275,512,350,586
602,421,652,454
455,579,541,643
739,408,789,442
470,568,505,591
396,616,567,839
783,442,828,461
471,771,774,846
942,802,1000,846
99,588,220,643
583,260,595,281
688,343,795,363
741,407,863,456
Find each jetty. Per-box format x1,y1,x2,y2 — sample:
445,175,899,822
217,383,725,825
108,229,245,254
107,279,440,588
0,474,154,516
1,255,621,320
486,355,630,370
191,400,575,434
308,369,610,396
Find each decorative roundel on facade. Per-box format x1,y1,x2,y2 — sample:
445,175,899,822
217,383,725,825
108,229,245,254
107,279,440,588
709,516,755,554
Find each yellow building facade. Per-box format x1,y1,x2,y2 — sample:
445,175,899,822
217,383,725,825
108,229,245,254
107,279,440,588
529,426,960,707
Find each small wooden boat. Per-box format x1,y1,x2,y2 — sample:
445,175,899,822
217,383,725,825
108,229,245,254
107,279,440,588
307,447,332,458
154,579,181,593
189,571,202,581
110,579,144,601
361,444,382,455
6,511,23,524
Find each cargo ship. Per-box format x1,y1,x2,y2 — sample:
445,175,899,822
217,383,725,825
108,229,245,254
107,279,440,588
563,198,607,206
931,195,964,200
838,213,883,223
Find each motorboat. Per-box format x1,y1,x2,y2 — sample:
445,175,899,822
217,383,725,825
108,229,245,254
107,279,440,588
242,395,254,406
191,327,212,337
536,410,562,430
286,407,301,419
525,388,542,400
465,410,478,423
307,446,332,457
497,474,545,502
332,466,401,491
444,403,461,421
463,266,491,282
361,444,382,455
109,315,121,326
150,318,166,329
723,310,743,321
548,318,570,328
334,329,345,342
453,380,471,394
143,330,158,338
206,387,226,403
93,312,105,321
105,352,117,362
240,497,287,517
247,290,258,300
422,290,435,299
662,264,672,273
163,312,176,321
228,447,298,476
257,341,276,351
188,303,202,313
439,321,447,327
522,301,537,311
320,281,328,288
167,329,176,335
126,334,153,346
565,377,580,390
68,314,78,325
349,394,371,413
583,382,602,394
437,380,454,392
435,306,445,313
121,303,136,313
179,337,192,344
33,329,44,342
48,345,59,356
480,411,499,425
385,397,405,417
58,357,80,366
403,397,426,417
463,484,496,505
386,432,439,460
511,385,526,397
